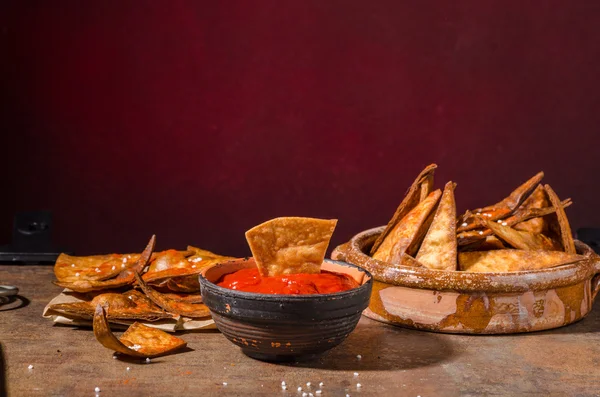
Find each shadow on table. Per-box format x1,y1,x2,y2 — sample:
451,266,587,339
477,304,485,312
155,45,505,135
0,295,30,312
284,321,456,371
0,343,6,397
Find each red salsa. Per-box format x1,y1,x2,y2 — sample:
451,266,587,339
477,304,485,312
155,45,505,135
217,268,359,295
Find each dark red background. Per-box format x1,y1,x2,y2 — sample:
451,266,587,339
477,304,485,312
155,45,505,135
2,2,599,257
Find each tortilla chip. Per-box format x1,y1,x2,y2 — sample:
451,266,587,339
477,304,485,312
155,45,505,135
245,217,337,277
54,235,156,293
373,189,442,264
371,164,437,255
416,182,457,271
49,290,172,321
513,185,549,234
483,219,560,251
134,272,210,318
94,305,186,358
146,249,193,273
457,172,544,232
544,184,576,254
458,249,584,272
457,200,572,247
54,253,141,283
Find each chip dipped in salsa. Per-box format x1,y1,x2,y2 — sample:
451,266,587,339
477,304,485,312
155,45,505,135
217,268,359,295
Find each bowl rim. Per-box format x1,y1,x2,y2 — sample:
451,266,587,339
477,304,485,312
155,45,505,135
199,258,373,302
339,226,600,293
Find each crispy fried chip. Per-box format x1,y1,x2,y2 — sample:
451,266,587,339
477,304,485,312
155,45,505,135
544,184,576,254
371,164,437,255
54,235,156,293
135,272,210,318
373,189,442,264
54,253,141,283
416,182,457,271
458,249,584,272
49,290,172,321
483,219,560,251
457,172,544,232
513,185,549,234
93,305,186,358
245,217,337,277
457,200,571,247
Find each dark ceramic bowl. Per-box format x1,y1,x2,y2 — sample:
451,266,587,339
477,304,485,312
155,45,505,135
199,258,372,361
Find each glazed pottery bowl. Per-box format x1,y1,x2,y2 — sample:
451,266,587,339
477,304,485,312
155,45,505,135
332,226,600,335
199,258,372,361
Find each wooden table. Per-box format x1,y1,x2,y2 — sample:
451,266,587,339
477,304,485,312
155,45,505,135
2,265,600,396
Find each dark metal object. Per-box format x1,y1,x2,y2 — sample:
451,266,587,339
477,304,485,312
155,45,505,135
576,228,600,254
0,211,66,264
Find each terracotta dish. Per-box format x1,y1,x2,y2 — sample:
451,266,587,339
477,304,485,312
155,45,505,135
332,227,600,334
199,258,372,361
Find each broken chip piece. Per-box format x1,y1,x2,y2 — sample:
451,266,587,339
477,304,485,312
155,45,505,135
135,272,211,318
544,184,576,254
483,218,560,251
245,217,337,277
93,304,186,358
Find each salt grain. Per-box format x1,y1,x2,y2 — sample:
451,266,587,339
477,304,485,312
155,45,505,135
297,386,302,392
145,358,151,363
223,382,228,386
319,382,324,387
478,231,484,235
316,391,322,395
28,365,33,370
502,222,508,226
306,382,311,387
71,264,75,267
302,393,307,397
282,385,287,390
126,367,130,371
461,222,468,227
95,387,101,392
356,354,362,359
357,383,362,388
111,266,116,270
75,272,80,277
282,381,286,386
354,372,359,377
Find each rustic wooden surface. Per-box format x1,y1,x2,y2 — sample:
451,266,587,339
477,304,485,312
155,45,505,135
1,265,599,397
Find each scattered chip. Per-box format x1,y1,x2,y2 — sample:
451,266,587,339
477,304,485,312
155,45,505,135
372,189,441,264
416,182,457,271
245,217,337,277
93,304,186,358
49,290,173,321
458,249,584,272
513,185,549,234
54,253,140,283
135,272,211,318
54,235,156,293
371,164,437,255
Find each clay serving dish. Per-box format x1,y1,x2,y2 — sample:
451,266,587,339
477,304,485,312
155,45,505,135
199,258,372,361
332,227,600,334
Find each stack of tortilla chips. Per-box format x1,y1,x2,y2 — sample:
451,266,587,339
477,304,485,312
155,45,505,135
370,165,584,272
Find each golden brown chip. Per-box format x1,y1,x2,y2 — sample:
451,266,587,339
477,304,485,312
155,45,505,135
135,272,210,318
54,235,156,293
457,200,571,247
371,164,437,255
245,217,337,277
416,182,457,271
544,184,576,254
48,290,172,321
484,219,560,251
373,189,441,264
93,305,186,358
54,253,141,283
458,249,584,272
457,172,544,232
513,185,549,234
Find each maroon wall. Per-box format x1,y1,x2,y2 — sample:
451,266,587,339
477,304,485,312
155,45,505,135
2,2,600,256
